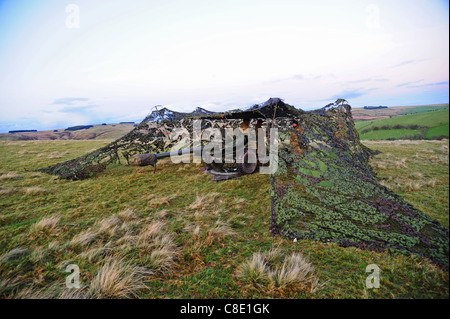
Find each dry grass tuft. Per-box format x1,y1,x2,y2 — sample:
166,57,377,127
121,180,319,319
13,283,91,299
188,192,220,210
426,179,437,187
412,172,424,179
97,216,122,236
375,162,387,170
236,249,318,291
0,171,20,180
47,151,68,159
18,150,37,155
394,158,407,169
28,172,46,179
406,181,423,192
0,187,15,195
184,223,201,236
25,186,47,195
236,252,268,286
150,234,177,251
79,247,112,262
208,220,235,237
0,247,30,263
148,195,176,208
30,246,48,263
138,221,166,244
118,209,137,221
267,253,315,288
15,286,55,299
155,209,169,219
33,215,61,234
89,258,147,298
58,287,91,299
71,229,100,247
136,221,178,273
146,247,177,272
0,277,23,296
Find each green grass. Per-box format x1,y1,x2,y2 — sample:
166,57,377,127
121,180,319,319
0,139,448,299
355,109,449,140
359,128,422,140
425,124,450,139
402,105,450,115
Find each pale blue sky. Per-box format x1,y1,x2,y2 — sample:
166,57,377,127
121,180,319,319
0,0,448,132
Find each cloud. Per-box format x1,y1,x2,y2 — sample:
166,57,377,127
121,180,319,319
396,79,424,87
291,74,304,80
52,97,90,105
390,59,426,68
41,99,102,128
347,77,389,84
404,81,449,88
59,105,98,114
328,89,371,100
263,73,335,85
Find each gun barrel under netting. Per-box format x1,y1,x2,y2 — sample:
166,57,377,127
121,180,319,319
154,147,204,159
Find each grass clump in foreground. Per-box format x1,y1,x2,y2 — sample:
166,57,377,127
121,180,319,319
236,248,319,293
0,139,448,298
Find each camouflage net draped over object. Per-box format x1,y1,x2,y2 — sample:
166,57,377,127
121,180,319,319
37,98,449,267
270,100,449,268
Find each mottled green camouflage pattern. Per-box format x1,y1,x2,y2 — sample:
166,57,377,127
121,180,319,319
270,100,448,268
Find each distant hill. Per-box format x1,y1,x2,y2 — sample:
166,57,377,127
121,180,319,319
0,123,137,141
0,106,217,141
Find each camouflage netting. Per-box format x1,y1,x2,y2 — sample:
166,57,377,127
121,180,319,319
270,99,448,268
37,98,449,267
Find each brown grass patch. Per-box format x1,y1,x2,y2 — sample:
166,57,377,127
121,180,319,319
0,171,20,180
25,186,47,195
236,249,318,292
0,187,16,195
89,258,147,298
33,215,61,234
70,229,100,247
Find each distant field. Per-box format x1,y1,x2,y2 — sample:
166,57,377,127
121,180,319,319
355,108,449,140
351,103,449,120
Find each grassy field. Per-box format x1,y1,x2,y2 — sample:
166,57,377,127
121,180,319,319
0,139,448,299
355,109,449,140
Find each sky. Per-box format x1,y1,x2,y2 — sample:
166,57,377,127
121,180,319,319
0,0,448,132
